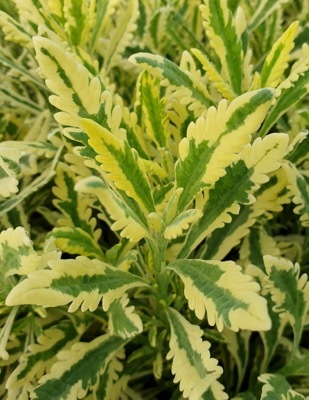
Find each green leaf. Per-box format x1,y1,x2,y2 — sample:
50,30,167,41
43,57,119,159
264,256,309,357
47,227,105,260
108,295,143,339
6,321,79,390
32,334,127,400
222,329,251,392
166,307,225,400
166,259,271,332
129,52,214,109
81,118,156,215
6,256,147,312
175,89,274,212
260,21,299,87
258,373,306,400
200,0,244,95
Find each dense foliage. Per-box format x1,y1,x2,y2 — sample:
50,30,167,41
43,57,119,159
0,0,308,399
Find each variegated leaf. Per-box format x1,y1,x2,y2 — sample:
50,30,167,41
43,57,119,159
6,256,147,312
166,307,224,400
0,11,32,47
53,162,100,238
138,71,169,148
108,295,143,339
264,256,309,356
164,209,203,240
62,0,94,47
179,133,289,258
167,259,271,332
0,147,61,216
0,147,22,198
129,52,214,110
6,321,79,390
32,334,126,400
33,36,104,128
259,52,309,137
102,0,138,73
200,0,244,96
47,227,104,260
258,373,306,399
81,118,156,215
175,89,274,212
248,0,290,31
260,21,299,87
0,227,41,278
191,49,235,100
286,130,309,167
282,161,309,227
75,176,149,243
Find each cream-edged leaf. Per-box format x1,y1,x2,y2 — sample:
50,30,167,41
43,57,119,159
167,259,271,332
260,21,299,87
0,227,41,278
6,256,147,312
129,52,214,110
179,134,288,258
47,227,104,260
200,0,244,95
81,118,155,215
102,0,138,73
282,161,309,227
32,334,126,400
175,89,274,211
6,321,79,390
108,295,143,339
264,255,309,355
164,209,203,240
75,176,149,243
53,162,100,239
33,36,103,128
248,0,290,31
166,307,224,400
258,373,306,400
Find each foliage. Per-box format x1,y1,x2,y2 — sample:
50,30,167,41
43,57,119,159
0,0,308,398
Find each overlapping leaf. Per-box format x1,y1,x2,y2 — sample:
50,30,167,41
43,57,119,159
6,321,79,390
32,334,126,400
167,259,271,332
129,52,214,111
6,256,147,312
75,176,150,243
175,89,274,212
264,256,309,356
178,133,288,257
199,0,244,96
